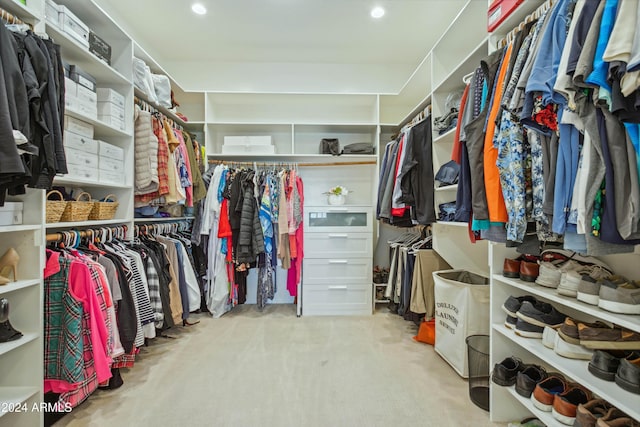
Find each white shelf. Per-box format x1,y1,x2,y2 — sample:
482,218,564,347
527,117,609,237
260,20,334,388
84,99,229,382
435,184,458,192
0,332,38,357
397,94,433,130
0,0,38,21
436,221,467,227
46,218,131,229
374,299,391,303
207,154,377,163
0,224,41,233
432,37,489,94
493,274,640,333
0,387,40,418
434,127,456,144
0,279,40,296
494,323,640,421
504,386,558,427
45,24,130,86
134,217,194,223
65,108,131,138
53,177,129,190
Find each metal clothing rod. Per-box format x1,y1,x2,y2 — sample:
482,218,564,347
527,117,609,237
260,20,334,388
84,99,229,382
208,159,376,167
46,225,128,243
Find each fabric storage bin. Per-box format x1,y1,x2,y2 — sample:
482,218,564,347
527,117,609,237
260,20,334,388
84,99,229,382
433,269,490,378
0,202,23,226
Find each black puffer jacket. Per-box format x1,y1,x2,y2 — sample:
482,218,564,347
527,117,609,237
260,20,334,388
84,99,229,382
237,170,265,263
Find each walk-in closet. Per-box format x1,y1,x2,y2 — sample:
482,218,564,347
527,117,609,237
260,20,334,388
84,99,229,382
0,0,639,426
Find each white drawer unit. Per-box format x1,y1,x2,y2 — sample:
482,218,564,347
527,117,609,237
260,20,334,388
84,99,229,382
305,232,372,259
303,258,372,285
304,206,372,233
302,284,372,316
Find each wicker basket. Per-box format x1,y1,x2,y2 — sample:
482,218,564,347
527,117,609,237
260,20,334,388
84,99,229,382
46,190,67,223
88,194,119,221
60,192,94,222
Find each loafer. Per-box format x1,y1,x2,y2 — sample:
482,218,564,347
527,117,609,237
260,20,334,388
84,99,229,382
588,350,629,381
579,324,640,350
532,375,567,412
595,408,639,427
576,399,613,427
558,318,610,346
552,384,592,425
614,352,640,395
502,295,539,317
578,275,626,306
520,260,539,282
558,265,612,298
599,280,640,315
516,300,567,329
515,364,547,398
515,318,544,339
504,258,522,279
492,356,523,386
505,315,517,329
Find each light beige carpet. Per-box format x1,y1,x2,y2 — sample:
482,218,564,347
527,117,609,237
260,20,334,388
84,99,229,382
55,305,505,427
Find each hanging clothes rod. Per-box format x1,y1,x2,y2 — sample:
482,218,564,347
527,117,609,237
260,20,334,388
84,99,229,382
208,159,376,167
498,0,554,48
0,6,30,28
134,91,187,132
46,225,128,243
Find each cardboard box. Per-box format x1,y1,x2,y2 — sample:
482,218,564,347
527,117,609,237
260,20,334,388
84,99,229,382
65,147,99,168
488,0,524,32
70,65,96,92
97,102,125,121
99,156,124,173
89,31,111,65
98,114,125,131
223,136,273,146
0,202,23,226
63,115,94,139
64,130,98,154
99,169,125,186
96,88,125,108
59,5,90,47
98,140,124,161
66,164,95,181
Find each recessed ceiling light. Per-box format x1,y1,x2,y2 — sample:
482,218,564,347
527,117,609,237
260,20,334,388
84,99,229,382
371,6,385,19
192,3,207,15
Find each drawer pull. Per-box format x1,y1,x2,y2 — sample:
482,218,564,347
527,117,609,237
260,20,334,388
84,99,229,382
328,285,348,290
328,234,348,238
328,260,348,264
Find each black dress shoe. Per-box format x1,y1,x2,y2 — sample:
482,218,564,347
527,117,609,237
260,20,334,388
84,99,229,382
615,352,640,394
492,356,523,386
588,350,629,381
0,298,22,343
515,364,547,397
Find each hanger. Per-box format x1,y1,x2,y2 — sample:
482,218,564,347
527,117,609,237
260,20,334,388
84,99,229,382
462,71,474,85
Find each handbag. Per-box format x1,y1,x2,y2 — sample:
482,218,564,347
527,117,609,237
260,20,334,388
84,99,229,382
342,142,374,154
319,138,341,155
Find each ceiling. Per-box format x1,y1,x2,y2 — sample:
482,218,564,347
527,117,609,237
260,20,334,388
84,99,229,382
94,0,469,93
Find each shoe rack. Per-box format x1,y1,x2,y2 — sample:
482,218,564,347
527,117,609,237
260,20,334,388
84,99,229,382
0,189,45,427
489,242,640,424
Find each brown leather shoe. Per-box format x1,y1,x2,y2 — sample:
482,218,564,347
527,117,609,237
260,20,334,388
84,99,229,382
576,399,612,427
552,384,592,425
520,261,540,282
532,375,566,412
596,408,639,427
504,258,521,278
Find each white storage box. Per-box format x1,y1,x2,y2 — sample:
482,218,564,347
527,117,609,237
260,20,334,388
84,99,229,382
59,6,89,47
96,88,125,108
76,85,97,104
433,269,490,378
97,102,125,121
65,147,98,168
221,144,275,154
0,202,23,226
98,140,124,161
223,136,273,146
64,130,97,154
66,97,97,121
45,0,61,28
64,77,77,98
64,115,94,139
99,170,125,186
98,114,125,131
66,164,95,181
99,156,124,173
